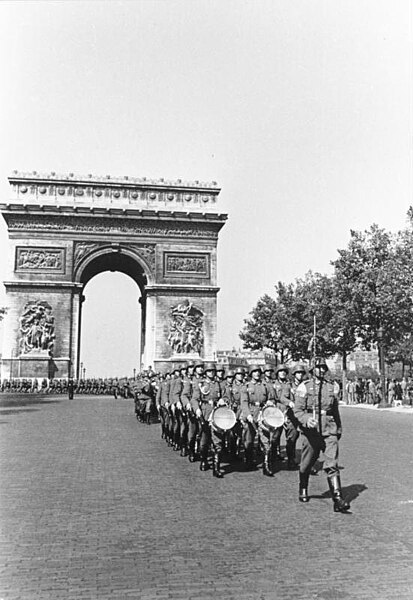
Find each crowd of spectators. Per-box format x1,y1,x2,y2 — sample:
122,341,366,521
343,377,413,406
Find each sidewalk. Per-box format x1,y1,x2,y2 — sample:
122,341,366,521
340,401,413,414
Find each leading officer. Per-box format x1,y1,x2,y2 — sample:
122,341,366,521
294,357,350,512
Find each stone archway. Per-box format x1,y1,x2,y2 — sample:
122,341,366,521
0,171,227,379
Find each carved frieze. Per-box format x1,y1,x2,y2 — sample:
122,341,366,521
129,244,156,271
73,243,101,268
164,253,210,278
73,242,156,272
19,300,55,356
167,300,204,355
7,216,219,239
15,247,65,273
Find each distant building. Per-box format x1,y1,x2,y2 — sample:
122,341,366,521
328,346,379,373
216,349,277,371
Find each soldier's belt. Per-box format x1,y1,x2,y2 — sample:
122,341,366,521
248,402,261,407
305,409,332,416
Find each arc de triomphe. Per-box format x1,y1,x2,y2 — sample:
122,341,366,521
0,171,227,379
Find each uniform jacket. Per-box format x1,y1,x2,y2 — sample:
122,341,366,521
169,376,183,405
274,380,292,411
156,379,171,407
190,377,222,421
240,380,269,422
181,376,192,408
294,378,342,437
222,380,243,416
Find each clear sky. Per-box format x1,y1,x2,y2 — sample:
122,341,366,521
0,1,411,377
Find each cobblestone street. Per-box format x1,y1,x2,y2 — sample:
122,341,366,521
0,395,412,600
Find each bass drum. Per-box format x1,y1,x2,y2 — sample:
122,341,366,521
261,406,285,430
211,406,237,432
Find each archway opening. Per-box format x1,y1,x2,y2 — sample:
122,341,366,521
80,272,141,378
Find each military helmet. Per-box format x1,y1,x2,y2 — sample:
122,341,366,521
292,362,307,375
187,361,195,368
194,360,204,369
249,364,262,375
203,362,217,372
309,357,328,371
263,363,275,373
275,363,289,374
180,362,189,371
225,369,235,378
216,365,225,373
235,366,246,375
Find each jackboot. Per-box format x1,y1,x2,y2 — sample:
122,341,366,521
327,473,350,513
180,444,188,457
299,472,310,503
199,451,209,471
263,453,273,477
213,453,223,478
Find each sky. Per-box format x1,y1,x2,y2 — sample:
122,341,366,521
0,0,412,377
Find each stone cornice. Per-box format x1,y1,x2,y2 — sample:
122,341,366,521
145,284,220,295
0,203,227,222
7,170,222,214
3,281,84,291
1,213,226,238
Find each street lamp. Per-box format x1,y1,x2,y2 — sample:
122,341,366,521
80,362,83,380
377,325,386,406
133,368,136,380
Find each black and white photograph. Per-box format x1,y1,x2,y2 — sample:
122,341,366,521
0,1,412,599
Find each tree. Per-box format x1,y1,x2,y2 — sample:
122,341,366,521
332,224,413,351
240,272,357,364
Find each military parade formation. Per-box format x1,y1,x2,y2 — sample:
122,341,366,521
134,358,351,513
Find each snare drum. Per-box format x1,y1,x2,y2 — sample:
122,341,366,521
211,406,237,432
260,406,285,430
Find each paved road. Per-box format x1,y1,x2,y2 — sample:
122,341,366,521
0,396,412,600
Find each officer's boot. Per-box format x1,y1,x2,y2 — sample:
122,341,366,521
213,453,223,478
327,473,351,513
146,412,151,425
286,442,297,470
199,450,209,471
299,472,310,503
263,452,273,477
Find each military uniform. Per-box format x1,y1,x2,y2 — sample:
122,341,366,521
156,375,171,441
190,363,223,476
222,368,244,458
187,363,204,462
169,369,183,449
240,366,268,470
294,357,350,512
179,366,192,456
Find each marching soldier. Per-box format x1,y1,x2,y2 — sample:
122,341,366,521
216,366,226,385
222,368,243,458
273,364,292,461
240,365,268,470
288,362,308,469
156,370,171,441
169,366,182,449
294,357,350,512
179,363,192,457
190,362,224,476
187,361,204,462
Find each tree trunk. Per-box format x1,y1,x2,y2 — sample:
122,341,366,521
342,352,347,404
